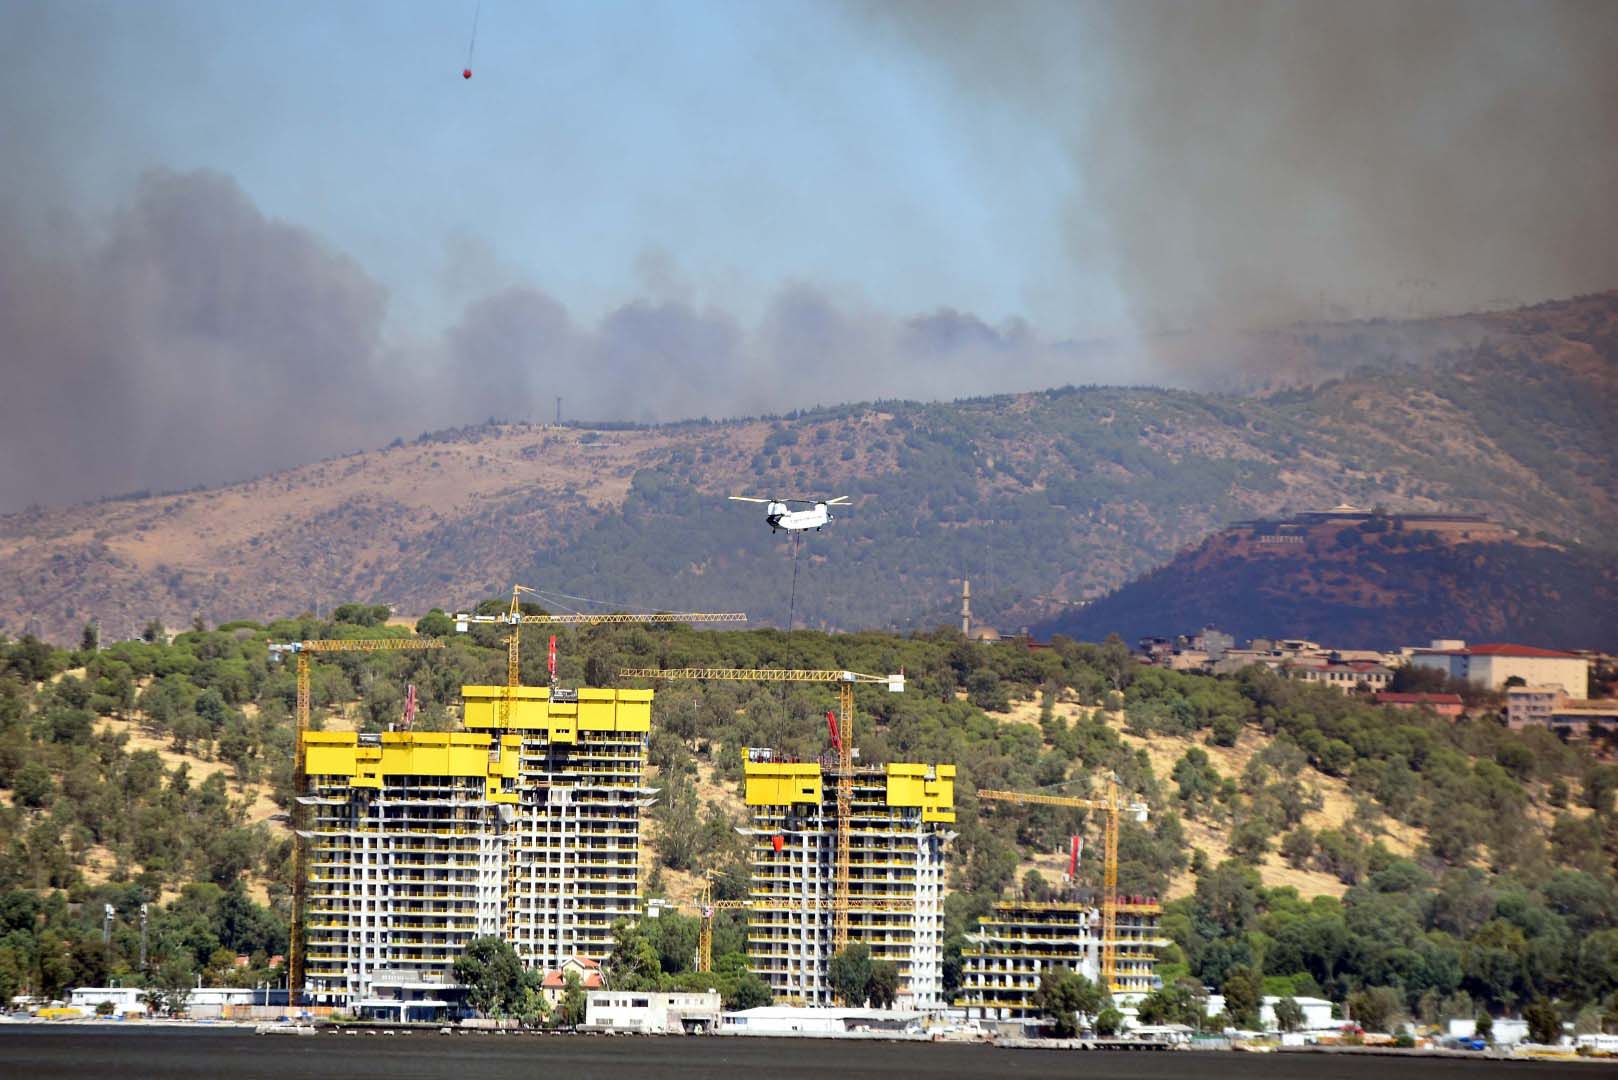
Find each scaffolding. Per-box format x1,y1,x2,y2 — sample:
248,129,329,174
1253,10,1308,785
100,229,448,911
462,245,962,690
299,730,519,1011
955,899,1168,1021
296,684,653,1011
741,754,955,1008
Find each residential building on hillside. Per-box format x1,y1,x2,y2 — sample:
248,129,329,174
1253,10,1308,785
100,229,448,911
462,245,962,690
741,752,955,1008
955,899,1166,1024
1410,641,1589,697
1507,686,1618,737
299,685,654,1016
1287,658,1393,694
1506,685,1563,729
1549,698,1618,738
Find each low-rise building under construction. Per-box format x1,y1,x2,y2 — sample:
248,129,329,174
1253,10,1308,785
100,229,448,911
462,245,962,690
955,898,1166,1023
299,685,653,1015
742,752,956,1009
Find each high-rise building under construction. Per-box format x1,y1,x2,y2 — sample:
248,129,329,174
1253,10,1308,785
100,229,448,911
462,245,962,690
299,685,653,1015
742,752,956,1008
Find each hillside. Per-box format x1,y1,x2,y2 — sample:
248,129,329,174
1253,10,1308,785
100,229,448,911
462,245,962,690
2,292,1617,644
3,620,1617,1016
1041,516,1618,649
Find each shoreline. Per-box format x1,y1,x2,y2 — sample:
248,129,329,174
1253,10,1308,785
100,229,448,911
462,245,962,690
3,1020,1609,1063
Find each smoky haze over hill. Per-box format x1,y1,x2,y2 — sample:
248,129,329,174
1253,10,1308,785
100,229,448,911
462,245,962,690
3,2,1617,512
0,169,1131,514
857,0,1618,335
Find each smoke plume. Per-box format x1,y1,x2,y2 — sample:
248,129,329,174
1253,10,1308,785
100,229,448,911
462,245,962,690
0,170,1113,513
850,0,1618,331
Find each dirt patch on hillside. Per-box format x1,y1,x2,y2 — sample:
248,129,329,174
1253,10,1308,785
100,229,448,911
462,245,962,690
640,758,743,911
98,717,283,829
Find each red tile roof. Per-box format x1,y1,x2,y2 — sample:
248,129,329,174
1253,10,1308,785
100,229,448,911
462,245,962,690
1466,643,1582,658
1376,692,1464,705
540,970,604,989
1421,643,1581,658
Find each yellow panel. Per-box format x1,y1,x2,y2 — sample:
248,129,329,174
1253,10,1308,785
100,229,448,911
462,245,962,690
304,732,359,777
744,760,823,806
461,685,652,733
300,731,514,785
887,762,956,822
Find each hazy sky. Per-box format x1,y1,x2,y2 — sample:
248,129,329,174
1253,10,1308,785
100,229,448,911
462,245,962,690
2,1,1616,511
4,1,1078,335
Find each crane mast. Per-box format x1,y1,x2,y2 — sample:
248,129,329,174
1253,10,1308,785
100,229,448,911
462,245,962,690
268,635,446,1008
976,777,1151,993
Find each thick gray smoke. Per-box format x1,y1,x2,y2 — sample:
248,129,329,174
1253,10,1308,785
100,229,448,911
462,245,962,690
0,171,1110,513
853,0,1618,331
0,170,401,511
4,2,1617,513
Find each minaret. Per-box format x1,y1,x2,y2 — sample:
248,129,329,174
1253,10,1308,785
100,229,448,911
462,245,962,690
961,578,971,638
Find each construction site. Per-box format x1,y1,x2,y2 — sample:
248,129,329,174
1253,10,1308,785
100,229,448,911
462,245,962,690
281,591,1163,1027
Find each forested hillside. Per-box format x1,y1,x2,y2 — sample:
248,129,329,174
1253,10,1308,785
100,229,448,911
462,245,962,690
3,292,1616,643
3,610,1616,1028
1043,516,1618,649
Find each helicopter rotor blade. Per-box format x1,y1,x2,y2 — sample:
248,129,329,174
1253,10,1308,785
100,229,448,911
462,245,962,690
728,496,771,504
825,496,851,506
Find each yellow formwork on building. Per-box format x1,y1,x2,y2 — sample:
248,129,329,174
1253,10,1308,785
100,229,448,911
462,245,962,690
460,685,652,741
884,762,957,823
743,760,824,806
303,730,521,802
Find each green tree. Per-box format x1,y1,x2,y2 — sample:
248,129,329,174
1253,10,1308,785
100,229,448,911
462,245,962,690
13,762,54,808
1475,1012,1494,1044
865,960,900,1009
415,610,455,637
1221,964,1262,1029
606,919,661,990
1601,992,1618,1035
558,971,588,1028
1523,999,1562,1045
1034,967,1102,1037
141,957,195,1017
1095,1006,1123,1036
1347,986,1403,1034
726,971,773,1010
829,942,873,1006
80,623,99,653
453,936,524,1017
1273,996,1304,1032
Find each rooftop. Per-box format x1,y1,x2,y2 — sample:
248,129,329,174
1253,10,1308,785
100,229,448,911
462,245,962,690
1419,642,1583,659
1375,692,1464,705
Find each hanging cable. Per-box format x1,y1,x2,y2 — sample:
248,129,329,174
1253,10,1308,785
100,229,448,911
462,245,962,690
462,0,481,78
785,531,801,639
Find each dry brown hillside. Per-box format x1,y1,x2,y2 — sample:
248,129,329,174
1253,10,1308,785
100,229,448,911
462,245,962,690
3,292,1615,643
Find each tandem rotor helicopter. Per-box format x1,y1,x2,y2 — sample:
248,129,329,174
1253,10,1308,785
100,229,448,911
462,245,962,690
729,494,851,533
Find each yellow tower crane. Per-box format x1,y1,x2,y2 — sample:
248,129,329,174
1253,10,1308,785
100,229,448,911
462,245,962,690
696,876,753,974
618,667,904,953
976,778,1152,993
455,585,747,723
267,635,447,1007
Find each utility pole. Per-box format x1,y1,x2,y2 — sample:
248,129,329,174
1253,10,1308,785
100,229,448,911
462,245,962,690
139,903,149,972
555,396,562,425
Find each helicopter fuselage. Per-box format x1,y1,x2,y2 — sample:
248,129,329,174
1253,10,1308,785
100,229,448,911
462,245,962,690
767,501,831,532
